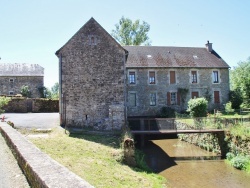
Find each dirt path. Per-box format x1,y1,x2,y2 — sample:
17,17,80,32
0,133,30,188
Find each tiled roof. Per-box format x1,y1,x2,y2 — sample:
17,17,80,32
123,46,230,68
0,63,44,76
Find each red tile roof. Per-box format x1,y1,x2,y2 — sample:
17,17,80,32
123,46,230,68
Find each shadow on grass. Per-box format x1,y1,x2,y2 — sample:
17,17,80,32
68,131,121,149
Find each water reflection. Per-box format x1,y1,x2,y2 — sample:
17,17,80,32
141,138,250,188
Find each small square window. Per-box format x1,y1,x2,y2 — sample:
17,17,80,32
9,78,14,82
150,93,156,106
9,91,14,95
149,71,155,84
129,72,136,84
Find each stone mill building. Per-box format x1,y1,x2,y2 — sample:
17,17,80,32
56,17,230,130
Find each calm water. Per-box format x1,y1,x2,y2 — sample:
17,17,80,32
142,138,250,188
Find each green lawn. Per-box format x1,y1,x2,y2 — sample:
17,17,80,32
28,128,166,188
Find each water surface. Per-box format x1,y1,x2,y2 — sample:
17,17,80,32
142,139,250,188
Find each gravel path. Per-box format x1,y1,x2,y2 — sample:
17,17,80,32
0,134,30,188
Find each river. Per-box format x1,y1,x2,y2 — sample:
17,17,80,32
141,138,250,188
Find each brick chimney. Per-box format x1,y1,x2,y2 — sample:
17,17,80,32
205,40,213,52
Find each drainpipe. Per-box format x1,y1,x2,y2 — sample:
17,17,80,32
123,51,129,128
59,54,63,126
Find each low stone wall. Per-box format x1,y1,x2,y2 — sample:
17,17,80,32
0,123,93,188
4,97,59,113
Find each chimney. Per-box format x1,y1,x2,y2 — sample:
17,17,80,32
205,40,213,52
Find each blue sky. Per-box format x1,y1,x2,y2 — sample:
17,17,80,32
1,0,249,87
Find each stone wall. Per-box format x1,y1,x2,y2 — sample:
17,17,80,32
0,76,44,98
127,67,229,117
3,97,59,113
57,18,125,130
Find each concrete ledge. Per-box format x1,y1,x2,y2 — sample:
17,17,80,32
0,123,94,188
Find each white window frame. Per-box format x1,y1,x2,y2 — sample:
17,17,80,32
128,71,136,84
212,70,220,84
148,70,156,85
190,70,198,84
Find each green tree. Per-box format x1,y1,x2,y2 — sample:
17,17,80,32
51,82,59,99
20,85,31,98
0,97,11,114
111,16,151,46
230,58,250,107
187,98,208,118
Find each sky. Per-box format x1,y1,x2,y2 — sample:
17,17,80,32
1,0,249,88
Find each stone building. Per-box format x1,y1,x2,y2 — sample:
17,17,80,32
124,44,230,117
56,18,230,129
0,63,44,98
55,18,126,130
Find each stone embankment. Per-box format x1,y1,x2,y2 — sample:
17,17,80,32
0,122,94,188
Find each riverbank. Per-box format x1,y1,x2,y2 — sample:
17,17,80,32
142,138,250,188
27,128,166,188
178,122,250,172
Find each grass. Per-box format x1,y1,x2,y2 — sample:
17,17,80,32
27,128,166,188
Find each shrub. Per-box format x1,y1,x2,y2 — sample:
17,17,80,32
187,97,208,118
0,97,11,114
230,155,250,170
225,102,235,114
159,106,176,118
229,90,243,109
20,85,31,97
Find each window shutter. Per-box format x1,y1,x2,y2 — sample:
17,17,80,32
167,92,170,105
170,71,176,84
214,91,220,103
177,92,181,105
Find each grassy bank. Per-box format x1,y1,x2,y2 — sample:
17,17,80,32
226,124,250,173
27,128,166,188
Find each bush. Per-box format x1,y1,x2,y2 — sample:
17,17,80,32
20,85,31,97
225,102,235,114
230,155,250,170
187,97,208,118
159,106,176,118
229,90,243,109
0,97,11,114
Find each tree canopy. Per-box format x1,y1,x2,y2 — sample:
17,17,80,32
230,58,250,107
111,16,151,46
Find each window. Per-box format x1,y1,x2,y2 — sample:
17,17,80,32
170,92,177,105
170,71,176,84
129,93,136,107
213,71,219,83
9,78,14,82
191,71,197,83
167,92,180,105
129,72,136,84
88,35,97,45
192,92,199,99
9,91,14,95
214,91,220,104
150,93,156,106
149,71,155,84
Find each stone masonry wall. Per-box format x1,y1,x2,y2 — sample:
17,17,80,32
127,67,229,117
57,18,125,129
0,76,44,98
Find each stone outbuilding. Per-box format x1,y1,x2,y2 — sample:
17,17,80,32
56,18,230,129
0,63,44,98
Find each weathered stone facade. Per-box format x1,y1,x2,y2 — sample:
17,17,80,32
56,18,230,128
0,64,44,98
126,67,230,116
56,18,126,130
